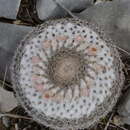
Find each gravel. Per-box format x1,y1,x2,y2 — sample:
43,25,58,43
36,0,94,20
0,0,21,19
77,0,130,52
0,22,33,82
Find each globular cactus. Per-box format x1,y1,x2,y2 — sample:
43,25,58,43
11,18,125,129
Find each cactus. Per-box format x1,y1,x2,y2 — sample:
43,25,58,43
11,18,125,129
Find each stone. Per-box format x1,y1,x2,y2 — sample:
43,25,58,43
0,22,33,82
118,89,130,125
0,0,21,19
0,87,17,112
36,0,94,20
77,0,130,52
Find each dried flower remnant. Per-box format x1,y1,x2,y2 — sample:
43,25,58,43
11,18,125,129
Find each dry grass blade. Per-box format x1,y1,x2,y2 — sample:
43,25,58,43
1,66,8,89
104,113,114,130
110,123,128,130
115,45,130,56
15,123,19,130
0,79,12,88
52,0,77,18
0,113,33,121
